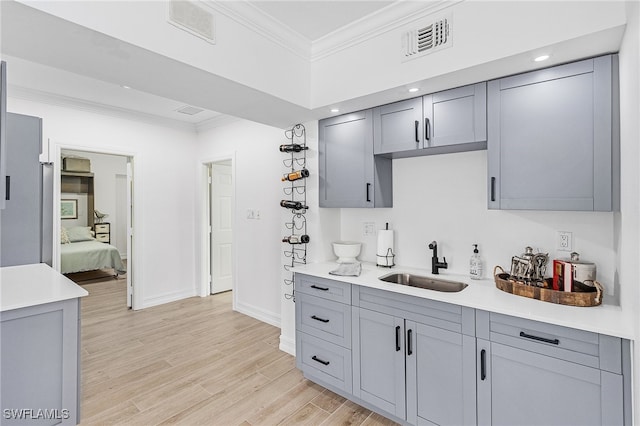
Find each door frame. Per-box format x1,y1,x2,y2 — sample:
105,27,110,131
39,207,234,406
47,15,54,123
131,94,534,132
53,142,141,310
199,153,237,307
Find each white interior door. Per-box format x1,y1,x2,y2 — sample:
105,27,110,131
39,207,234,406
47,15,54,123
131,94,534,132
126,160,133,308
210,161,233,294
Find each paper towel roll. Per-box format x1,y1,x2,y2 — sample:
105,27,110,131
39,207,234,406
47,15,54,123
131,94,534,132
376,230,395,267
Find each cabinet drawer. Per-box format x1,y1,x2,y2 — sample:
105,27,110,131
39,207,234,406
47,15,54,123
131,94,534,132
295,274,351,304
297,293,351,348
94,223,109,233
298,333,352,393
487,312,621,370
95,233,109,243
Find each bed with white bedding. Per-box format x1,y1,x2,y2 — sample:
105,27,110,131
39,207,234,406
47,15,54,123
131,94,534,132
60,226,126,275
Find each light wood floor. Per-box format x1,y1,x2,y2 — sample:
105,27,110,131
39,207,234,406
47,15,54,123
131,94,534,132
79,278,398,425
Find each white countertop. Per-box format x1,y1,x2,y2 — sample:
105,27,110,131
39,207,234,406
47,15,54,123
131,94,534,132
294,262,635,340
1,263,88,312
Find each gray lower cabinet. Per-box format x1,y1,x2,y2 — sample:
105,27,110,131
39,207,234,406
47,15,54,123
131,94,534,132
295,274,630,426
487,54,619,211
295,275,352,393
372,82,487,158
319,110,392,208
476,310,631,426
1,299,81,425
352,286,477,425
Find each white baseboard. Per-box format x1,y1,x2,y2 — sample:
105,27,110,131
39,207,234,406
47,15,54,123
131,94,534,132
235,301,280,328
142,289,196,309
279,334,296,356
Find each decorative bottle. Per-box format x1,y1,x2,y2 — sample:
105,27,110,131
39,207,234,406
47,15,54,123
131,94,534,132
470,244,483,280
279,144,308,153
282,235,310,244
280,200,307,210
282,168,309,182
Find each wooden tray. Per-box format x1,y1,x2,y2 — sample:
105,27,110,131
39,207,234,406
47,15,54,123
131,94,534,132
493,266,603,307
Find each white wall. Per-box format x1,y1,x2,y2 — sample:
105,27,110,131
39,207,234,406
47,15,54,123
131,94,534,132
195,119,287,326
618,0,640,419
63,150,128,256
20,0,310,107
310,1,627,108
340,151,617,293
8,97,199,309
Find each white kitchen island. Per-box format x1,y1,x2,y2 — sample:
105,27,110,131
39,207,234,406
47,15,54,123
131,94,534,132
1,263,88,426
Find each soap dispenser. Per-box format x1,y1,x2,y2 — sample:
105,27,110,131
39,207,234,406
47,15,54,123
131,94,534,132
470,244,483,280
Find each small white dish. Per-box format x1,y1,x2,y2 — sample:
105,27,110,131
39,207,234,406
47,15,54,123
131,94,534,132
332,241,362,263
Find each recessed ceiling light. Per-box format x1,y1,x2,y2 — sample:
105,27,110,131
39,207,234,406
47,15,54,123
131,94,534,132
121,85,131,89
534,55,550,62
408,88,419,93
330,108,340,113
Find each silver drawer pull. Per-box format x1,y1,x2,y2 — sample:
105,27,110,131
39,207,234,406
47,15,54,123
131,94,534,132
519,331,559,345
311,315,329,323
312,355,330,366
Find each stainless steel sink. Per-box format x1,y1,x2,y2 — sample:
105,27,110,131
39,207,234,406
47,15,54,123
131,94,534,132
379,272,468,292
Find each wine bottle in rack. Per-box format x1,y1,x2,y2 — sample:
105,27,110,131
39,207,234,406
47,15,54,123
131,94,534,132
281,168,309,182
282,235,310,244
279,144,308,153
280,200,307,210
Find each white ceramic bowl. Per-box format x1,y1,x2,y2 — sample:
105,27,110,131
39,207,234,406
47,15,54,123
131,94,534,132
332,241,362,263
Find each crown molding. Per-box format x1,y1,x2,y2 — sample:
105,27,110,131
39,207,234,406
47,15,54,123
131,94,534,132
8,85,202,132
311,0,461,62
202,0,311,60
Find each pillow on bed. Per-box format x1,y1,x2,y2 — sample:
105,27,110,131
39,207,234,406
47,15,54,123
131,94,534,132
66,226,95,242
61,227,71,244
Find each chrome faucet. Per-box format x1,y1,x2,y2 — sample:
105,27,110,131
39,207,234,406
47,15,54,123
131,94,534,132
428,241,448,275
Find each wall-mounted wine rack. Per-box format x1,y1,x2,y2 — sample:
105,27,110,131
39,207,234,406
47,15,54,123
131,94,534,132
281,123,308,302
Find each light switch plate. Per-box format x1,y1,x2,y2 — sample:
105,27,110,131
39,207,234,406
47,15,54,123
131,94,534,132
363,222,375,237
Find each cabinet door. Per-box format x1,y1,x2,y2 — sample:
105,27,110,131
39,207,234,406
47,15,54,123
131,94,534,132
477,341,624,426
487,55,617,211
0,113,43,267
424,82,487,148
352,308,405,420
319,110,392,207
406,321,476,426
373,97,423,154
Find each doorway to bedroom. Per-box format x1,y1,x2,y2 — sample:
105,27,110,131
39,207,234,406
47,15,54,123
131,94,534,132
59,149,134,309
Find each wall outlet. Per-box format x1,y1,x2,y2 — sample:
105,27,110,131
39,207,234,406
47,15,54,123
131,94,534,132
557,231,572,251
363,222,376,237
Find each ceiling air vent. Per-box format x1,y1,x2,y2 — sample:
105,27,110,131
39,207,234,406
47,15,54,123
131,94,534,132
169,0,215,44
402,14,452,61
176,105,205,116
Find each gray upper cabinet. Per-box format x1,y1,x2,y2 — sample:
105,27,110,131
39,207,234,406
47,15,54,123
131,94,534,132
424,82,487,149
373,97,424,154
319,110,392,208
373,82,487,158
487,54,619,211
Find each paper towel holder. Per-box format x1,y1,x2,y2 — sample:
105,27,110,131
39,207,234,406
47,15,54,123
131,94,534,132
377,247,396,268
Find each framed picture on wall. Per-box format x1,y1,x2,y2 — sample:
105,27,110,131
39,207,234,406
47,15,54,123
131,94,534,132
61,199,78,219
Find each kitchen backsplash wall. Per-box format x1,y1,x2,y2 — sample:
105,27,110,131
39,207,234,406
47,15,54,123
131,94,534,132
339,150,618,298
